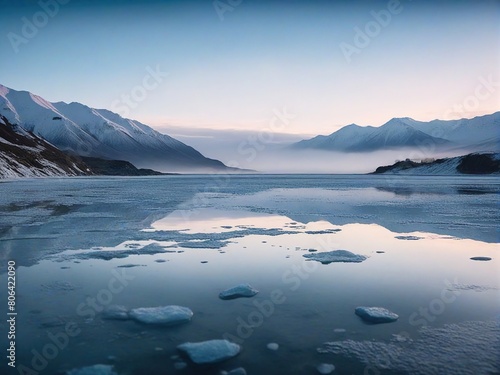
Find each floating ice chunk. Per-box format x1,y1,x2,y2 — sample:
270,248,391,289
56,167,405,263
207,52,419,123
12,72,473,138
317,363,335,374
303,250,367,264
267,342,279,350
333,328,346,333
306,229,341,234
102,305,129,320
219,284,259,300
447,283,498,292
394,235,423,240
355,307,398,324
177,339,240,364
221,368,247,375
470,256,492,261
116,264,145,268
129,305,193,326
66,364,117,375
227,367,247,375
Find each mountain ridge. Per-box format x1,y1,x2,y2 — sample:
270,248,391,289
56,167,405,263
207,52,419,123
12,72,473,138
293,112,500,153
0,84,233,173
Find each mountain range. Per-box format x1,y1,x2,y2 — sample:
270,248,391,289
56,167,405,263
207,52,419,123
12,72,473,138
0,84,232,173
0,83,499,177
293,113,500,153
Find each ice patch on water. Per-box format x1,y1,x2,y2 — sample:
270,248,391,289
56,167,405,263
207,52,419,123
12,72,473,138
66,364,118,375
41,281,80,294
177,239,230,249
470,256,492,261
177,339,240,364
129,305,193,326
303,250,367,264
317,320,500,375
266,342,279,350
116,264,145,268
355,307,399,324
394,235,424,240
219,284,259,300
304,229,341,235
316,363,335,374
102,305,129,320
447,283,498,292
225,367,247,375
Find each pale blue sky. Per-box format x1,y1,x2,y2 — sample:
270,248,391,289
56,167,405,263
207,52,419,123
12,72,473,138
0,0,498,135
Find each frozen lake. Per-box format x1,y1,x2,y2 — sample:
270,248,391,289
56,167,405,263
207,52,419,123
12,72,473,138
0,175,499,375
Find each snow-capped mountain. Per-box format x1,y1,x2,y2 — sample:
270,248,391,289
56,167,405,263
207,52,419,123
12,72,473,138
293,113,500,152
0,84,230,172
0,115,90,178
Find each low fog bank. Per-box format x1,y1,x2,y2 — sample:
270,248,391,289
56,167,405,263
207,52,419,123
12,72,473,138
155,126,491,174
231,149,467,174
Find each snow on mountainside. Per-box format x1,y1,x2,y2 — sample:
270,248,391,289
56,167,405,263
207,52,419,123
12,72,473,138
372,153,500,175
0,115,90,178
293,113,500,153
294,124,376,151
0,84,229,172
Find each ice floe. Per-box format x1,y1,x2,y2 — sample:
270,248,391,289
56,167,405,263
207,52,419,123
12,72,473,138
447,283,498,292
116,264,144,268
303,250,367,264
470,256,492,261
219,284,259,300
221,368,247,375
267,342,279,350
304,229,341,235
394,235,424,240
102,305,129,320
317,320,500,375
317,363,335,374
66,364,118,375
129,305,193,326
354,307,399,323
177,339,240,364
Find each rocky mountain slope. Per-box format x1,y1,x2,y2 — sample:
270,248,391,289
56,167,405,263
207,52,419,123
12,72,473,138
0,84,232,172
